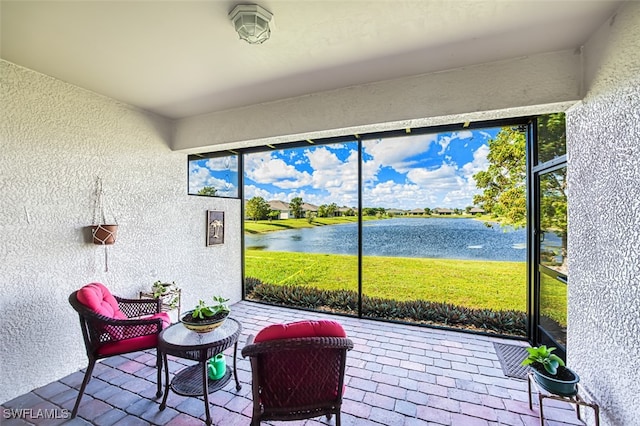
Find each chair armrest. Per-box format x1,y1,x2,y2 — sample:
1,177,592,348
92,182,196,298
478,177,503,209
242,336,353,358
88,311,165,342
242,334,256,355
115,296,162,317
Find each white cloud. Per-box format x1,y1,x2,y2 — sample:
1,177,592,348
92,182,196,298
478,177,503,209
274,177,313,189
432,144,491,206
306,191,357,207
453,130,473,140
326,143,347,150
188,164,235,194
244,185,284,201
362,136,491,208
306,147,359,196
245,147,360,207
241,130,494,210
363,134,437,174
364,180,439,209
397,145,489,208
443,189,477,205
205,156,238,171
437,130,472,155
362,158,381,183
406,163,461,189
306,147,343,170
460,144,490,179
437,135,452,155
245,152,312,189
244,185,314,203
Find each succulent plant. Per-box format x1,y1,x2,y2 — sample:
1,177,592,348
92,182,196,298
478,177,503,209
521,345,565,375
191,296,230,320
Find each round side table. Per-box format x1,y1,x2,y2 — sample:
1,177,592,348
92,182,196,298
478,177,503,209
159,318,242,425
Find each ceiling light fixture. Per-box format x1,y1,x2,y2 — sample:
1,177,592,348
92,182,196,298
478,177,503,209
229,4,273,45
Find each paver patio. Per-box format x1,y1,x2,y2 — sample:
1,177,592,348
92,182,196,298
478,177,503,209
2,301,585,426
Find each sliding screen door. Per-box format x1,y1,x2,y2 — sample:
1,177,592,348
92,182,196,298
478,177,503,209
531,114,568,355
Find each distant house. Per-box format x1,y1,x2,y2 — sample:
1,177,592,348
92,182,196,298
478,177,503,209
469,207,485,215
301,202,318,214
337,206,357,217
267,200,292,219
386,208,405,216
409,208,425,216
434,208,454,215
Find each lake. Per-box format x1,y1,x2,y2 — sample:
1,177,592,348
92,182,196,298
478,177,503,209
245,218,527,262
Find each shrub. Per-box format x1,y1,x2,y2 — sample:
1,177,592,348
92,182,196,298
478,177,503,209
244,276,262,294
244,279,527,336
326,289,358,312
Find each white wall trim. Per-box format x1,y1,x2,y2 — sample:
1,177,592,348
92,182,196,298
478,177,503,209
173,50,582,153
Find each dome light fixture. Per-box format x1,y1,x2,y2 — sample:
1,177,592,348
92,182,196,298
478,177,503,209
229,4,273,45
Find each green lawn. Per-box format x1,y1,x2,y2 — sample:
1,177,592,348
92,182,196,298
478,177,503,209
245,250,526,312
245,216,367,234
540,272,568,327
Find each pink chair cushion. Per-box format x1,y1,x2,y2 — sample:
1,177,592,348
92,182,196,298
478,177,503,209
98,334,158,356
254,319,346,343
97,312,170,355
77,283,170,341
76,283,127,320
138,312,171,335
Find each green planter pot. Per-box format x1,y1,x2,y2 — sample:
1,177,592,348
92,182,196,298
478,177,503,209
532,367,580,396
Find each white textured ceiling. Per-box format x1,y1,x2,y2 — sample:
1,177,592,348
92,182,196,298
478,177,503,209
0,0,622,119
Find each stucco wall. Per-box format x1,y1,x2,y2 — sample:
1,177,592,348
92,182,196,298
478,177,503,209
566,2,640,425
0,60,242,403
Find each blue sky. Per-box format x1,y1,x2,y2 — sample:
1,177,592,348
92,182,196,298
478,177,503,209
189,155,239,197
189,127,501,209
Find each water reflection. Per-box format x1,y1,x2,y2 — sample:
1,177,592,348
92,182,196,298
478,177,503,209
246,218,526,262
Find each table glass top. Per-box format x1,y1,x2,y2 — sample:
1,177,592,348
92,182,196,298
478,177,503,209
160,317,240,347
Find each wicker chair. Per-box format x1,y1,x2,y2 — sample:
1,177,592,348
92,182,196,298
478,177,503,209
68,283,170,418
242,320,354,426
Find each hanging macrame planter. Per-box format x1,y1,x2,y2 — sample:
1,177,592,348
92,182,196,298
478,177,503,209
91,177,118,245
91,224,118,245
91,178,118,271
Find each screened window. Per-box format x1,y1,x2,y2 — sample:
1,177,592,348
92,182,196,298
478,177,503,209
188,153,239,198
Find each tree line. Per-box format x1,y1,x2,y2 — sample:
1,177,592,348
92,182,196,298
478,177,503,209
245,196,352,221
245,198,482,221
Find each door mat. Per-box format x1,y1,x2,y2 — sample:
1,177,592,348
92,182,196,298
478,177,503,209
493,342,529,380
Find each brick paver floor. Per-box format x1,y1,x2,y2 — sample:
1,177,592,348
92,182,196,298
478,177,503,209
2,301,585,425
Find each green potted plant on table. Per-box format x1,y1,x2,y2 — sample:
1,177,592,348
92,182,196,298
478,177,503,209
521,345,580,396
181,296,230,333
